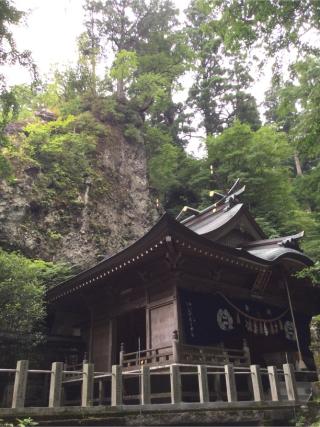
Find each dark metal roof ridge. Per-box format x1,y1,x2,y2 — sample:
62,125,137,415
242,231,305,248
247,246,313,267
180,185,246,225
181,202,266,239
180,201,222,224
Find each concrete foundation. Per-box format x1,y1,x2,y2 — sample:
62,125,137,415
0,401,300,426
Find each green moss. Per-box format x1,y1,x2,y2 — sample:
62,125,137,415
47,230,63,241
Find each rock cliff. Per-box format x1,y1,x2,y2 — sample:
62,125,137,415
0,116,157,268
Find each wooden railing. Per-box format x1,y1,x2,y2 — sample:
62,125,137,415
0,360,317,409
120,339,250,369
179,343,250,366
121,345,173,369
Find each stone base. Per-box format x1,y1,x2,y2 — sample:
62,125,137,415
0,401,300,426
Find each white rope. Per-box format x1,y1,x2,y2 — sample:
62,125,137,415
217,292,289,323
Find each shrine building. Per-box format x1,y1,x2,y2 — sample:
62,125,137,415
46,183,320,372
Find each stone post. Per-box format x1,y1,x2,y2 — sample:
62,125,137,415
81,363,94,407
111,365,123,406
198,365,209,403
141,365,151,405
49,362,64,407
12,360,29,409
172,330,180,363
250,365,264,402
170,364,182,404
283,363,298,401
224,364,237,402
267,366,281,401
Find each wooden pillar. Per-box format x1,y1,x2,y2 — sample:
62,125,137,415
267,366,281,401
250,365,264,402
119,343,125,367
170,364,182,404
88,308,94,363
214,374,222,401
141,365,151,405
111,365,122,406
81,363,94,407
49,362,64,407
243,339,251,364
98,379,104,405
174,284,183,344
146,306,151,350
172,330,180,363
12,360,28,409
224,364,237,402
283,363,298,401
108,319,114,371
198,365,209,403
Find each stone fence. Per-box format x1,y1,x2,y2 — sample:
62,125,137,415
0,361,316,410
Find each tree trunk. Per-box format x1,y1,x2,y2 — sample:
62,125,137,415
91,55,97,96
116,79,125,101
294,152,303,176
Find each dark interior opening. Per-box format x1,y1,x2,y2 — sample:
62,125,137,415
115,308,146,362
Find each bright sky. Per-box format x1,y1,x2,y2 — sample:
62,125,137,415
10,0,272,89
7,0,85,84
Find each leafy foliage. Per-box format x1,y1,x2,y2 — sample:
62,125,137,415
186,0,260,135
2,0,320,365
207,122,296,229
0,248,70,364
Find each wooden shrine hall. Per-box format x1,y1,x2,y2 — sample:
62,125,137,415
46,182,320,373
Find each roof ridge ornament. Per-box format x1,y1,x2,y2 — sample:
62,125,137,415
278,231,304,249
176,178,245,221
176,206,201,221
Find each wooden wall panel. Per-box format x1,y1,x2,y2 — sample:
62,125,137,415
149,285,173,304
91,317,110,371
150,303,175,348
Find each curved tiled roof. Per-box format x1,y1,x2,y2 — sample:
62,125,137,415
47,212,313,303
185,203,243,235
246,246,313,266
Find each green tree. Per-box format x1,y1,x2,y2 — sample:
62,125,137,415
206,121,297,231
0,0,35,86
0,248,70,365
91,0,178,53
264,57,320,210
82,0,102,95
186,0,259,136
86,0,188,147
215,0,320,55
110,50,138,99
148,141,208,213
